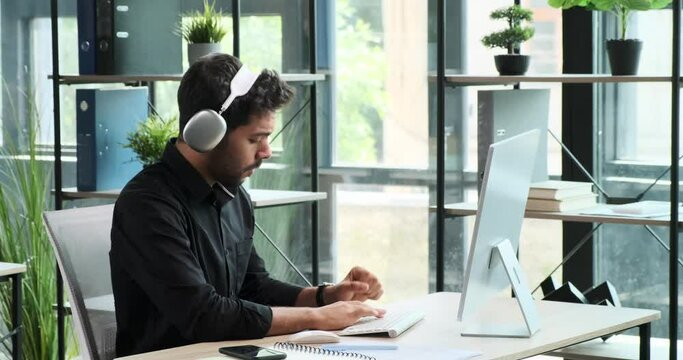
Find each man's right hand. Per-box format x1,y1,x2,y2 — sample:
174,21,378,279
312,301,386,330
268,301,385,336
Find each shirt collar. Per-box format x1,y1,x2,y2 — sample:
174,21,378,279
162,138,237,206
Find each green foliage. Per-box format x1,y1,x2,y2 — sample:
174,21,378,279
490,5,534,22
0,86,71,359
124,114,178,167
178,0,227,44
548,0,671,39
481,5,535,54
336,0,386,164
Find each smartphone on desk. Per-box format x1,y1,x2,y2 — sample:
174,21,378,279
218,345,287,359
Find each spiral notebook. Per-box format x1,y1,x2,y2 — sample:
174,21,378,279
205,342,482,360
272,342,377,359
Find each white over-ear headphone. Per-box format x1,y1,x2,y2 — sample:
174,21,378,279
182,65,259,152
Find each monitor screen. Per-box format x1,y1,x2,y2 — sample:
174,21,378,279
457,129,541,338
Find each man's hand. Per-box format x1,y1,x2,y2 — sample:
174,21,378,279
312,301,386,330
325,266,384,304
268,300,386,335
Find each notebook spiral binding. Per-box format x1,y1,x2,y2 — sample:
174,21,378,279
274,342,377,360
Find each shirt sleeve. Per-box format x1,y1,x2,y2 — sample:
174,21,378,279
111,191,273,341
238,245,305,306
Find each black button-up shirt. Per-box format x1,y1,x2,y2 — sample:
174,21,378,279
110,139,303,356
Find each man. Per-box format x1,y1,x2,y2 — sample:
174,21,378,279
110,53,385,357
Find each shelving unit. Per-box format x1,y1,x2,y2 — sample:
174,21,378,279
434,0,680,358
51,73,325,85
48,1,323,359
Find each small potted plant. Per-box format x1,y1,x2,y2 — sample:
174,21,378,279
548,0,671,75
124,114,178,167
482,5,535,76
178,0,228,65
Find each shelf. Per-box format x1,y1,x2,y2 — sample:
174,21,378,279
433,74,672,87
547,334,682,360
50,73,325,85
0,262,26,277
435,202,681,227
248,189,327,208
59,187,327,208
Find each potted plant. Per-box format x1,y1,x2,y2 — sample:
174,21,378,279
548,0,672,75
482,5,535,76
178,0,228,65
124,114,178,167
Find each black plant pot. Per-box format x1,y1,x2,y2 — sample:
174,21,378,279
494,54,530,76
606,39,642,76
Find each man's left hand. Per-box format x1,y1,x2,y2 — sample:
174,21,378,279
325,266,383,304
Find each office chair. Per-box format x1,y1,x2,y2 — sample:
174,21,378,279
43,204,116,360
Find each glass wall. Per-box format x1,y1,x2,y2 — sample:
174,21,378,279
595,8,680,339
462,0,564,292
324,0,432,300
13,0,683,356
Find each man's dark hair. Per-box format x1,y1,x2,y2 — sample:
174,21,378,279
177,53,294,135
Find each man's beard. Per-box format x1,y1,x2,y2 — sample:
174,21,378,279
216,160,262,187
241,160,262,174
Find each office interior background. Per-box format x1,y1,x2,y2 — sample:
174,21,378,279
0,0,680,358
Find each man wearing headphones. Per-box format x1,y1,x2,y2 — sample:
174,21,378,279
110,53,384,356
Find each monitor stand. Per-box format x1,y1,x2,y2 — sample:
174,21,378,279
461,239,541,338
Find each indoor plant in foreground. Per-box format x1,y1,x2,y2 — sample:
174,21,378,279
482,5,535,76
548,0,672,75
178,0,228,65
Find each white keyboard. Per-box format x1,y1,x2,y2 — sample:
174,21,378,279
337,310,425,338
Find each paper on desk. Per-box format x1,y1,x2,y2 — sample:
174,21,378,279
580,201,681,218
362,345,481,360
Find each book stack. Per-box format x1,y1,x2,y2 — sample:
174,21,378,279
527,180,596,212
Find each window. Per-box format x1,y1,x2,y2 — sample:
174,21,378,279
596,8,677,339
333,0,429,168
29,17,79,147
463,1,564,289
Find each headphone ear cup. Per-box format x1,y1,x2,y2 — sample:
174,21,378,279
182,109,227,152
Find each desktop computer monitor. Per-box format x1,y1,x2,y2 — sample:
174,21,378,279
456,129,541,338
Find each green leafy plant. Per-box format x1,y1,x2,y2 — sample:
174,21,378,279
124,114,178,167
178,0,227,44
0,85,74,359
482,5,534,54
548,0,671,40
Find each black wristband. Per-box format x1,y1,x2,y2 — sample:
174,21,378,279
316,283,333,307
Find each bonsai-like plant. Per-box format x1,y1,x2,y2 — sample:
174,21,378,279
481,5,535,54
178,0,227,44
548,0,671,40
124,114,178,167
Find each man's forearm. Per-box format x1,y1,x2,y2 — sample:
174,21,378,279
267,307,321,335
293,287,317,307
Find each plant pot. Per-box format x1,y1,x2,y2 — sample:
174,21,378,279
494,54,530,76
188,43,222,65
606,39,642,76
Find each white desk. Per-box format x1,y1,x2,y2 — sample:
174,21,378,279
116,292,659,360
0,262,26,360
60,187,327,208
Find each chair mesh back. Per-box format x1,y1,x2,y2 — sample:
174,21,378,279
43,204,116,360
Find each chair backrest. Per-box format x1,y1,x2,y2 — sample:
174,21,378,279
43,204,116,360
